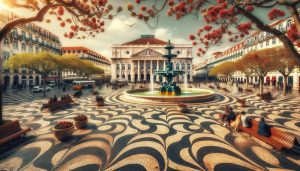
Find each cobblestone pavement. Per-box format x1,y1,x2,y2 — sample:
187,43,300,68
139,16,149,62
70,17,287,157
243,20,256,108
0,84,300,171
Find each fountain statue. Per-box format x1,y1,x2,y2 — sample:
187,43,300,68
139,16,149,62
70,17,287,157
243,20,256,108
155,40,184,96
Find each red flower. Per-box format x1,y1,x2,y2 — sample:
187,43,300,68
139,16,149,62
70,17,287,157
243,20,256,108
246,5,254,12
268,8,285,20
189,34,195,40
287,24,299,41
127,3,134,10
141,6,147,11
203,25,212,31
192,42,197,46
135,0,140,4
60,22,65,27
168,0,174,6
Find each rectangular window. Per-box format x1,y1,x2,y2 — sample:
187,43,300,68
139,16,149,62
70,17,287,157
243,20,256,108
3,51,10,61
13,40,18,49
21,43,26,51
4,38,9,46
266,40,269,46
29,44,33,52
272,38,276,44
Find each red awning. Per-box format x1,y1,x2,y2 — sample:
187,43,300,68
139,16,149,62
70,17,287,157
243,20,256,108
272,76,276,81
266,76,270,81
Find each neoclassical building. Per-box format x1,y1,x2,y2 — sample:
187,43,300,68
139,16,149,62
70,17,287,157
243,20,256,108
111,35,193,82
61,46,111,80
1,10,61,88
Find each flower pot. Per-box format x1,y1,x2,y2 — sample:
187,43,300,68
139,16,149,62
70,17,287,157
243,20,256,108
177,106,189,113
74,118,88,129
97,100,105,106
53,124,74,141
237,102,245,107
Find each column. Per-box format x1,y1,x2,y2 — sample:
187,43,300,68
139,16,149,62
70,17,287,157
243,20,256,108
180,62,183,82
150,60,153,78
125,63,128,81
163,60,166,82
293,72,299,90
131,61,134,82
189,62,193,82
156,60,159,82
144,60,146,82
137,60,141,81
9,75,13,88
119,62,122,79
111,63,117,81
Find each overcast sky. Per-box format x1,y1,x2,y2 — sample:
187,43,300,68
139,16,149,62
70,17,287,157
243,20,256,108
8,0,286,64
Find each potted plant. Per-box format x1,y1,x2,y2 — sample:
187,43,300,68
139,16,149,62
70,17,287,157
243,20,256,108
74,114,88,129
92,91,99,96
177,103,189,113
96,95,105,106
53,121,74,141
237,98,246,107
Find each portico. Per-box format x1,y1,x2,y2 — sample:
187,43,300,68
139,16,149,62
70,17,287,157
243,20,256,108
111,35,193,82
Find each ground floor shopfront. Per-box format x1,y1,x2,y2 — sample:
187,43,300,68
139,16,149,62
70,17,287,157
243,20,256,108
232,72,300,90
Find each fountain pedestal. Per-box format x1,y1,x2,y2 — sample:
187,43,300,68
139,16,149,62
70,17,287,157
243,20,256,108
155,40,184,96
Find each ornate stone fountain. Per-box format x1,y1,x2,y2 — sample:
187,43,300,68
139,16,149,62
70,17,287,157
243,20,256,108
155,40,184,96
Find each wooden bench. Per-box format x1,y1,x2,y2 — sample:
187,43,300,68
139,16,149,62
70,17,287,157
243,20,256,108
239,120,297,150
45,98,73,111
0,120,31,146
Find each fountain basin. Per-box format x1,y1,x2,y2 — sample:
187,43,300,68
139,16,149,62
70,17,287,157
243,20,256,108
125,88,215,102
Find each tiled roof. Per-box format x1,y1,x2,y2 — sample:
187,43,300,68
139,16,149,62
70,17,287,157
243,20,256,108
122,35,167,45
61,46,110,63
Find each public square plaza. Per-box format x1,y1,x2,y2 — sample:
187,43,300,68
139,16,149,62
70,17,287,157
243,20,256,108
0,83,300,170
1,0,300,171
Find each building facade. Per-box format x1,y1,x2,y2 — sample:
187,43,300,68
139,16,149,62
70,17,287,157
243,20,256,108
111,35,193,82
195,17,300,89
61,46,111,80
1,10,61,88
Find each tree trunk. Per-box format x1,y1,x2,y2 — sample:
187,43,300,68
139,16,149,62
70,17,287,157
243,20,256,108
43,76,46,97
259,76,264,95
283,76,288,96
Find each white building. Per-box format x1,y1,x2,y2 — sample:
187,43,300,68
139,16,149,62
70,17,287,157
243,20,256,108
61,46,111,80
0,10,61,88
111,35,193,82
195,18,300,89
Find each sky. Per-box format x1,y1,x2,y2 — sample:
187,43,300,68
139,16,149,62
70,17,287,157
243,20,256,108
6,0,287,65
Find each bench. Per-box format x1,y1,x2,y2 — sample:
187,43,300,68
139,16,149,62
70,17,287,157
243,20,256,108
239,120,297,150
0,120,31,146
45,98,73,111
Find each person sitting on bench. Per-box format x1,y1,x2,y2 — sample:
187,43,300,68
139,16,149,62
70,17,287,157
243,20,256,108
241,111,251,128
227,107,236,124
230,112,241,131
258,118,271,137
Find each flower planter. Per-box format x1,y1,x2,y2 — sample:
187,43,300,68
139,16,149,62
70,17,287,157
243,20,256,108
97,100,105,106
53,123,74,141
74,119,88,129
177,105,189,113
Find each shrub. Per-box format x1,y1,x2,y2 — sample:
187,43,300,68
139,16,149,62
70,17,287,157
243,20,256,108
55,121,73,129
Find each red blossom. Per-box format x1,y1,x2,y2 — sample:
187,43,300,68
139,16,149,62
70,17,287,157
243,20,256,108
203,25,212,31
268,8,285,20
189,34,195,40
135,0,141,4
60,22,65,27
192,42,197,46
287,24,299,41
245,5,254,12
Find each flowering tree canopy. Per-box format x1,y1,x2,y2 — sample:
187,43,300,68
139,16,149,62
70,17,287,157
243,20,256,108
127,0,300,63
208,61,236,78
0,0,122,41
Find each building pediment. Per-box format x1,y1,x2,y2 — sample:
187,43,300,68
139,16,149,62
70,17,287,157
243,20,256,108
131,48,163,58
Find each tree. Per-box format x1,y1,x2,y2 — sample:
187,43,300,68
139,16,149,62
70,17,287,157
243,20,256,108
242,48,275,95
209,61,236,82
271,46,298,96
235,58,254,90
0,0,122,123
127,0,300,63
5,52,59,97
